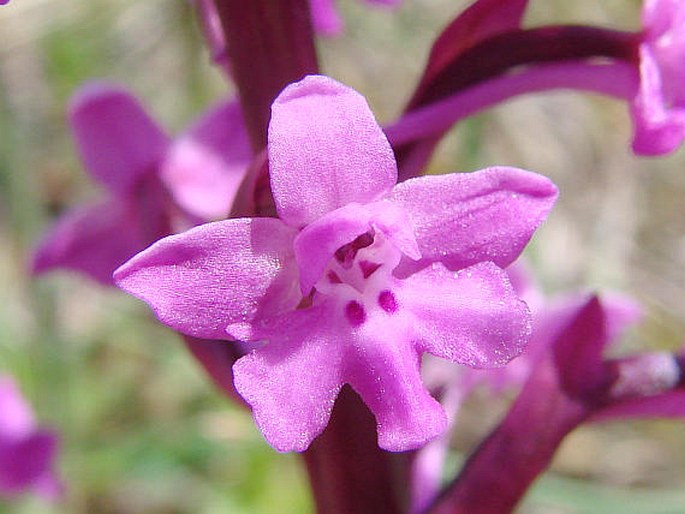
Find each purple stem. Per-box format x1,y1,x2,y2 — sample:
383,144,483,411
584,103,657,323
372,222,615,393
410,25,639,109
426,349,685,514
426,356,588,514
302,386,409,514
211,0,319,150
387,62,637,146
388,62,638,180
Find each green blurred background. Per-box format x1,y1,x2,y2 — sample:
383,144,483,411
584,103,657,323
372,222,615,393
1,0,684,512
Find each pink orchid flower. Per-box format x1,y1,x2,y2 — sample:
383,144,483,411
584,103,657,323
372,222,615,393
114,75,558,453
0,377,61,500
631,0,685,154
32,82,250,285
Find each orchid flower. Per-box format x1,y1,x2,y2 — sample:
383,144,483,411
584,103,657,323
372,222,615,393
0,376,61,500
631,0,685,155
114,75,557,453
32,82,250,285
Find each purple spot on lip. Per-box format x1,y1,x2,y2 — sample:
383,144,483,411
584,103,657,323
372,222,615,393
345,300,366,327
328,270,342,284
359,260,381,279
335,232,375,268
378,290,398,313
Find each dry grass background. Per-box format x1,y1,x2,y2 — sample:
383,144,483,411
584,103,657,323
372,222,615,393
1,0,684,512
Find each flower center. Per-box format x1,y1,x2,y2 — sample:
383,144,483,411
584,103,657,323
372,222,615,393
315,230,401,328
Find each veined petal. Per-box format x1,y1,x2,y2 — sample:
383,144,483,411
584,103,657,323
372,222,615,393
389,167,557,274
348,311,447,451
32,199,151,286
69,82,170,195
233,302,346,452
397,261,531,368
161,100,251,220
268,75,397,228
114,218,300,340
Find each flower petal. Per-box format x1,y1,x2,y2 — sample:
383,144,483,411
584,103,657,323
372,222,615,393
32,199,152,286
268,75,397,228
0,377,34,438
69,82,170,195
233,302,346,452
631,47,685,155
389,167,557,275
397,261,531,368
347,312,447,451
161,100,251,220
309,0,344,35
114,217,300,340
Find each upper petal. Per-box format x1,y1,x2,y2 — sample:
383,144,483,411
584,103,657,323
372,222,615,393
397,261,531,368
114,217,300,340
389,167,557,275
161,100,251,220
268,75,397,228
69,82,170,195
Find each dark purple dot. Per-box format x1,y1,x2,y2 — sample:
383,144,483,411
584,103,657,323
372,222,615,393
345,301,366,327
359,260,381,279
327,271,342,284
378,290,398,314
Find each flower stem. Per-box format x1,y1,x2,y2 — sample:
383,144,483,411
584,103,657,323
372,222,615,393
211,0,319,150
303,386,410,514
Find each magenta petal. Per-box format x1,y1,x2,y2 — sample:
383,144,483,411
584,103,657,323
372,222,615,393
114,218,300,340
268,75,397,228
309,0,344,36
32,199,151,285
161,100,251,220
347,317,447,451
69,82,170,195
631,47,685,155
233,303,345,452
390,167,558,274
398,261,531,368
0,377,34,437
